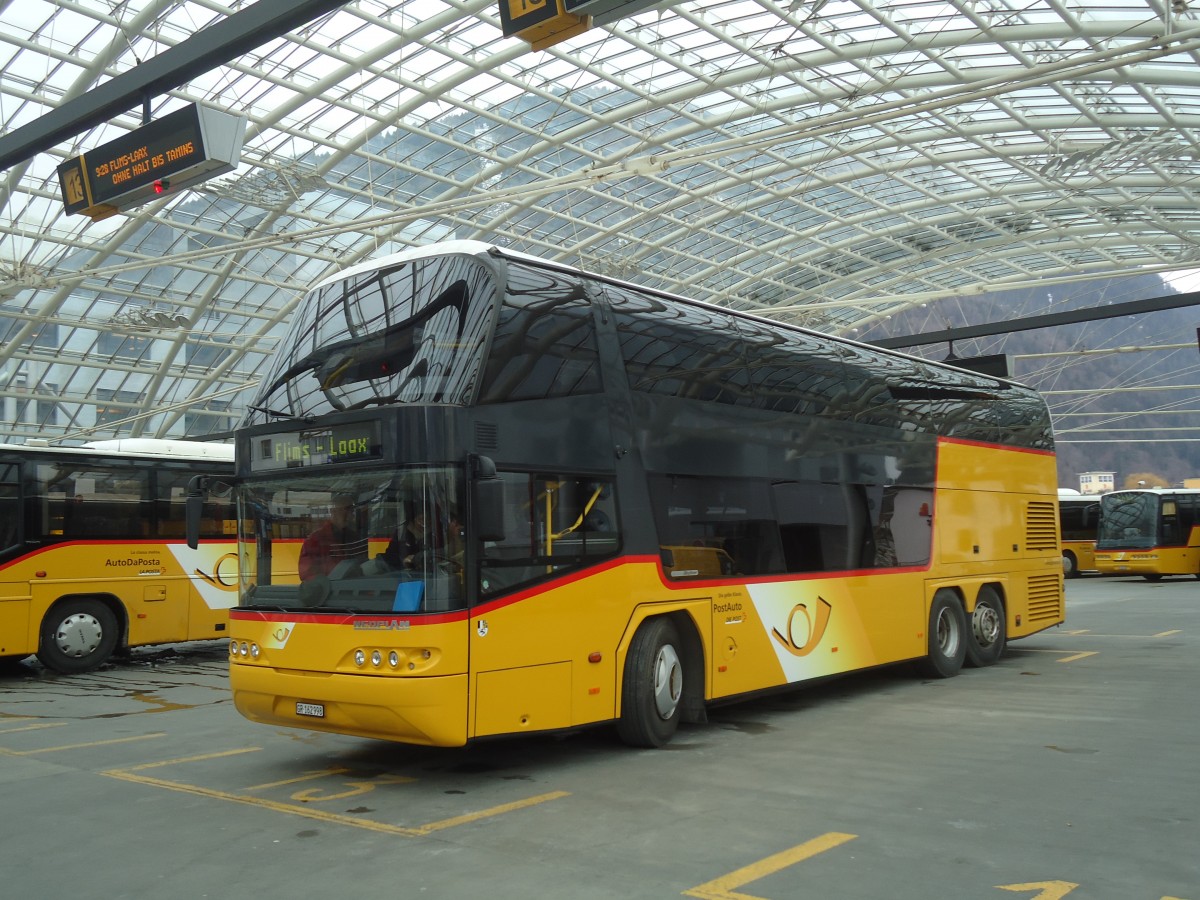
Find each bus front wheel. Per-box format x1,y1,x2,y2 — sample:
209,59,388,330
617,618,684,748
918,590,966,678
1062,551,1079,578
36,598,120,674
964,586,1006,668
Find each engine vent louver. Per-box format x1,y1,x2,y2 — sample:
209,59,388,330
475,421,499,451
1027,573,1064,622
1025,500,1058,551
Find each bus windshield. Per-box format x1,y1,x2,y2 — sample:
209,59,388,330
237,466,466,614
1096,492,1159,549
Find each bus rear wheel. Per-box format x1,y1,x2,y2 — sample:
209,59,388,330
36,598,119,674
617,618,684,748
917,590,966,678
1061,551,1079,578
964,586,1006,668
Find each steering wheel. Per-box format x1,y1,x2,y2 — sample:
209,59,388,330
411,549,464,576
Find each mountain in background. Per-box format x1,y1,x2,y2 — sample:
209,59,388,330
853,273,1200,489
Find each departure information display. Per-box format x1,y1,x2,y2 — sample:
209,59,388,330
57,103,244,219
58,105,206,215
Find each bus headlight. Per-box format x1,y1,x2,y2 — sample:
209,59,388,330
371,650,382,667
388,651,399,668
354,649,366,667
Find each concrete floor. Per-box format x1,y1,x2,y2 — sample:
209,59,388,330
1,574,1195,900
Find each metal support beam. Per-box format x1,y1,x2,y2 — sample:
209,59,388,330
0,0,347,172
870,289,1200,350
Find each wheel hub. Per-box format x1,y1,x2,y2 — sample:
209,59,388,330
935,607,960,656
653,644,683,720
973,605,1000,647
55,612,104,659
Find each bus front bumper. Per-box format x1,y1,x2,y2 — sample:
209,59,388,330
230,662,469,747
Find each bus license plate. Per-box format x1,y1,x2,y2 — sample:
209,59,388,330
296,702,325,718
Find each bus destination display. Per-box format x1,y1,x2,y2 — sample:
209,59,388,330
252,422,383,471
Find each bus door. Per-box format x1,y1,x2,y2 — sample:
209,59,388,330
472,469,620,738
0,461,31,654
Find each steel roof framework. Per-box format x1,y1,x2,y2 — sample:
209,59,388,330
0,0,1199,441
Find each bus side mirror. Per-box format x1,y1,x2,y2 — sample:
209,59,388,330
185,475,230,549
185,479,207,550
472,456,505,542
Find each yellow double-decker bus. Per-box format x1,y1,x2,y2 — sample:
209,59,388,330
1093,488,1200,580
1,438,235,673
196,241,1064,748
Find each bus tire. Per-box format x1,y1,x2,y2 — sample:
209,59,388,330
36,598,120,674
1062,551,1079,578
1143,574,1163,582
917,590,966,679
617,618,684,748
964,586,1006,668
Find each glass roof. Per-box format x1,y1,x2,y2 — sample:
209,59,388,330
2,0,1200,442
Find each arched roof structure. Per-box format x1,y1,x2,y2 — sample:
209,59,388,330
2,0,1200,442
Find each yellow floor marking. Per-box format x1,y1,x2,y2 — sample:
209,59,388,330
418,791,571,834
245,767,350,791
684,832,857,900
1,732,165,755
102,761,569,837
292,772,417,803
997,881,1078,899
1013,649,1098,663
0,721,68,735
1153,630,1182,637
108,747,262,771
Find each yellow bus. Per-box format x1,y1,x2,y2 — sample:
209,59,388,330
1058,489,1101,577
1,438,235,673
1093,488,1200,580
196,241,1065,748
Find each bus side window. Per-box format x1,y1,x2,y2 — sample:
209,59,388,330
773,480,875,573
0,463,19,553
41,464,149,539
650,474,784,578
480,472,620,596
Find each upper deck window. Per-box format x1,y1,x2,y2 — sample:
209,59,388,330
478,262,602,403
248,254,496,421
605,286,753,407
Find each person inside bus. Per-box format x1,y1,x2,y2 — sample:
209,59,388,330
384,506,442,568
299,493,367,580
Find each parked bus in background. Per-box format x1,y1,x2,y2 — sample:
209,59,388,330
1,439,235,673
1058,488,1101,577
1093,487,1200,580
196,241,1065,749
